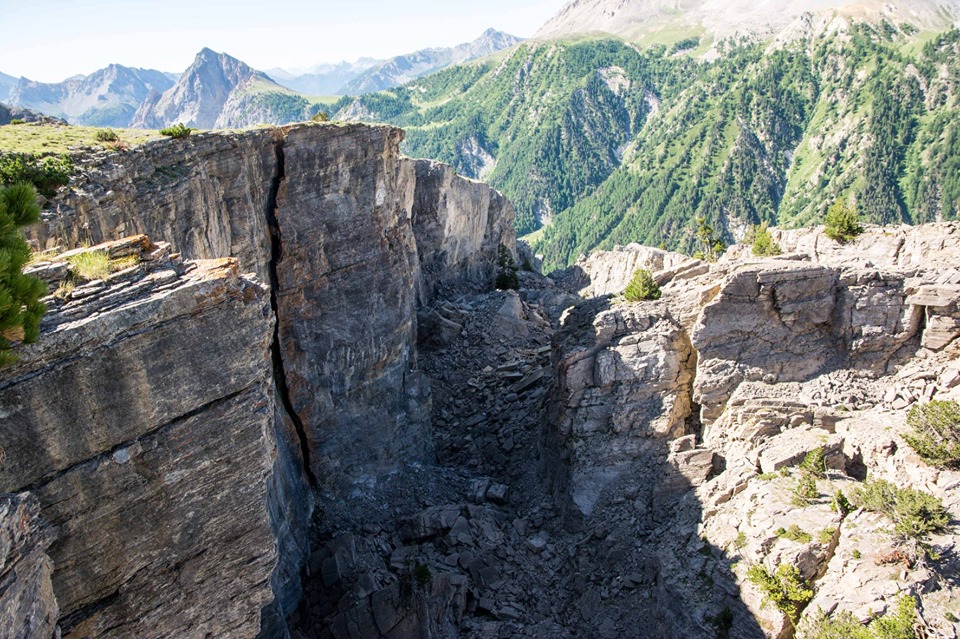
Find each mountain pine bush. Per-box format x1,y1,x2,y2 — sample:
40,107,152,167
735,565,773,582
159,123,194,139
623,268,661,301
746,562,813,626
823,198,863,243
850,478,950,545
0,183,46,365
903,400,960,469
749,222,782,256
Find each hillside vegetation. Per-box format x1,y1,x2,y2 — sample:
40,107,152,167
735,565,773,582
340,25,960,271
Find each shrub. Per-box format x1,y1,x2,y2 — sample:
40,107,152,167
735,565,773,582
0,183,47,366
734,531,748,550
0,152,73,197
817,528,836,545
824,198,863,243
792,474,819,506
749,221,782,256
623,268,662,301
495,244,519,290
832,490,852,516
800,447,827,478
95,129,119,142
159,123,194,139
850,478,950,544
746,562,813,626
798,595,917,639
8,118,24,125
777,525,813,543
692,215,726,262
311,111,330,122
903,400,960,469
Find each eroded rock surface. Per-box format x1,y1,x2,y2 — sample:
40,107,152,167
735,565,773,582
6,123,520,638
0,493,59,639
9,126,960,639
2,240,282,638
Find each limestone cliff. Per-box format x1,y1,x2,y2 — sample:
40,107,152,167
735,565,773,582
0,493,58,639
5,123,519,638
8,122,960,639
544,222,960,637
1,241,282,638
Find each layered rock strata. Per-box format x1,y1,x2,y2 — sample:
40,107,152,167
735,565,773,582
1,240,280,638
6,123,516,637
0,493,59,639
545,223,960,637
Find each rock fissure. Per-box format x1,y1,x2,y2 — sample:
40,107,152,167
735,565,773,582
265,134,318,488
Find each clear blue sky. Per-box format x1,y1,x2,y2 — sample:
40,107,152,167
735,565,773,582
1,0,567,82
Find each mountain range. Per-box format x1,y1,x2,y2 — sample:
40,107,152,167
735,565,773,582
0,29,521,129
339,0,960,269
7,65,175,127
3,0,959,270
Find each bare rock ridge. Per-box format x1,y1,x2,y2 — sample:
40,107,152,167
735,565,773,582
3,123,516,638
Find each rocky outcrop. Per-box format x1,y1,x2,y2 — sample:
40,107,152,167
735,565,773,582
542,222,960,638
7,122,518,637
408,159,516,305
28,123,515,490
0,102,67,125
548,299,696,516
1,240,284,638
30,127,280,282
273,125,428,489
0,493,59,639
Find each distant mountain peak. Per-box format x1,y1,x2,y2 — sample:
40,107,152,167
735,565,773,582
534,0,959,42
130,47,289,129
339,28,523,96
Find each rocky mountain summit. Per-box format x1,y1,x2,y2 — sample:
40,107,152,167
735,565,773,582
534,0,960,42
339,29,523,96
130,48,303,129
2,123,960,639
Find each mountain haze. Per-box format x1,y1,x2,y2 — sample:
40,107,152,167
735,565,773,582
267,59,380,95
339,28,523,95
5,65,174,127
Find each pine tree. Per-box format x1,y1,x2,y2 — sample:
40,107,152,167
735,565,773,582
0,183,46,366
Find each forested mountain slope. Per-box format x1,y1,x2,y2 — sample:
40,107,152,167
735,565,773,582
339,22,960,271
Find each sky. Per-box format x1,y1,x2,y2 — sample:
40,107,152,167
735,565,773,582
0,0,568,82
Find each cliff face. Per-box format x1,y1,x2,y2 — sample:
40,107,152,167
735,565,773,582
408,159,517,305
1,245,281,639
7,123,517,637
0,493,58,639
543,223,960,637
